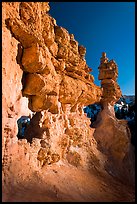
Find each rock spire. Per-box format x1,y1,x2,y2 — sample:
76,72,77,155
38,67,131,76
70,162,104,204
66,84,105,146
98,52,122,106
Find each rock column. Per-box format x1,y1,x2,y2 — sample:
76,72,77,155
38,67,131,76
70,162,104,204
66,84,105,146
98,52,122,107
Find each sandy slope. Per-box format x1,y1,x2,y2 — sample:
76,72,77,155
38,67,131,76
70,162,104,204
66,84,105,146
3,161,134,202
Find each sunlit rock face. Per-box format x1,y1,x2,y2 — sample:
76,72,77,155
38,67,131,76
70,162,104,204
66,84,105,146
98,52,122,106
2,1,103,189
2,1,102,168
2,2,134,202
6,2,102,113
2,2,33,167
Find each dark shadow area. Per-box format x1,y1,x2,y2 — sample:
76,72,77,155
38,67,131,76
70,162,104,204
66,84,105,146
16,43,23,65
16,42,29,95
114,103,135,147
21,71,29,94
17,113,48,143
83,103,102,127
128,120,135,147
5,18,17,39
23,112,49,143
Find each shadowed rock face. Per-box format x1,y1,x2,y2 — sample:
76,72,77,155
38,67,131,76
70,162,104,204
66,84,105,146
92,104,135,183
92,53,135,186
2,2,134,202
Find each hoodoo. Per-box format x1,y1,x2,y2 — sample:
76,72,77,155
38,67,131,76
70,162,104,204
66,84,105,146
2,2,134,202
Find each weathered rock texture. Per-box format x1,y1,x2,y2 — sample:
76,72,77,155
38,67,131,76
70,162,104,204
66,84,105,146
2,2,134,202
2,2,33,168
98,52,122,105
92,104,135,185
92,53,135,186
6,2,101,113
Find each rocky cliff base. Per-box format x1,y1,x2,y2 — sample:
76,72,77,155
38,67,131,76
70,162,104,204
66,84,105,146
3,160,134,202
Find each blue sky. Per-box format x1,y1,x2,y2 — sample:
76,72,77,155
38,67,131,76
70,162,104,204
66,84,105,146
49,2,135,96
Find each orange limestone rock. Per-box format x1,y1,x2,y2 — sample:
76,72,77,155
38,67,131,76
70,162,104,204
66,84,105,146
2,1,103,185
92,52,135,187
2,2,134,202
5,2,102,113
98,52,122,106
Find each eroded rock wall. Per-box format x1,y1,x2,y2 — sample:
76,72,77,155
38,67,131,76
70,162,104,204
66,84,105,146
2,2,134,201
6,2,101,114
2,2,33,166
2,2,103,176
